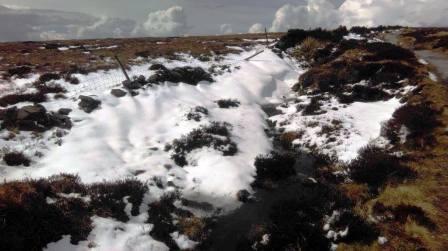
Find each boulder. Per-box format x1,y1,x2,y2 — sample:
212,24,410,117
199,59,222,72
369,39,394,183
111,89,127,98
16,105,46,120
78,95,101,113
1,105,71,132
148,64,213,85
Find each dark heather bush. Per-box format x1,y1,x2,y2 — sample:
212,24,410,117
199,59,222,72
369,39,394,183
332,211,379,244
384,103,441,147
7,66,32,78
34,83,66,94
216,99,241,108
266,199,331,250
363,42,416,61
38,73,61,83
246,184,353,251
147,194,193,250
302,96,325,115
254,152,296,181
0,175,149,251
349,145,415,189
186,106,209,121
393,104,440,137
0,93,47,107
349,26,370,35
339,85,391,103
170,122,237,166
88,179,147,220
3,152,31,166
276,27,349,50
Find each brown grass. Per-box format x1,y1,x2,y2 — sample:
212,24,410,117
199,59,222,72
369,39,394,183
335,30,448,250
0,33,283,76
292,37,327,63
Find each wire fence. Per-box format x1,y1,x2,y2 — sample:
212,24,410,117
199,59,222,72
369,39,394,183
65,67,151,98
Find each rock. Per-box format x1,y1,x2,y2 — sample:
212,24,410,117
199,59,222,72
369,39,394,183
148,64,213,85
78,95,101,113
135,75,147,84
237,189,252,203
149,64,168,71
122,80,142,90
1,105,71,132
50,112,72,129
58,108,72,115
111,89,127,98
16,105,46,120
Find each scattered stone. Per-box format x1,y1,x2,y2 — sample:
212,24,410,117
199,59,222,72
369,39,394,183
78,95,101,113
111,89,127,98
58,108,72,115
122,80,142,90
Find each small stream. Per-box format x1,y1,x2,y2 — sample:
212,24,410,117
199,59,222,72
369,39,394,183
204,103,318,251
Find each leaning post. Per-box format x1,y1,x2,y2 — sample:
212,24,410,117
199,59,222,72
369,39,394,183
114,55,131,82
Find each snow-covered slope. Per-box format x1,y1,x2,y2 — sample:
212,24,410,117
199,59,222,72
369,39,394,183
2,47,300,211
0,42,403,250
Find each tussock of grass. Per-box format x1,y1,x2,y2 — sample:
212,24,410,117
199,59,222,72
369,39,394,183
373,185,436,218
292,37,328,64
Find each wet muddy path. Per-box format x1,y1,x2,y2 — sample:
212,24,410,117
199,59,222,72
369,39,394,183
203,103,318,251
384,31,448,81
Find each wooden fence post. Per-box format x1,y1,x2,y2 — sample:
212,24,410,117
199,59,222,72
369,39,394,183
114,55,131,82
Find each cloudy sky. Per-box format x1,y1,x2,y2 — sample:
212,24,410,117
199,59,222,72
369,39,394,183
0,0,447,42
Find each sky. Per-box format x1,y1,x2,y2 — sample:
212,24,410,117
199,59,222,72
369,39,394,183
0,0,447,42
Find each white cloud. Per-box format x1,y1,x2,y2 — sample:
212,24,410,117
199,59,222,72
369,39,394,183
270,0,341,32
0,5,190,41
140,6,189,37
339,0,448,27
220,24,233,34
248,23,265,33
77,16,137,39
270,0,448,32
0,5,137,41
